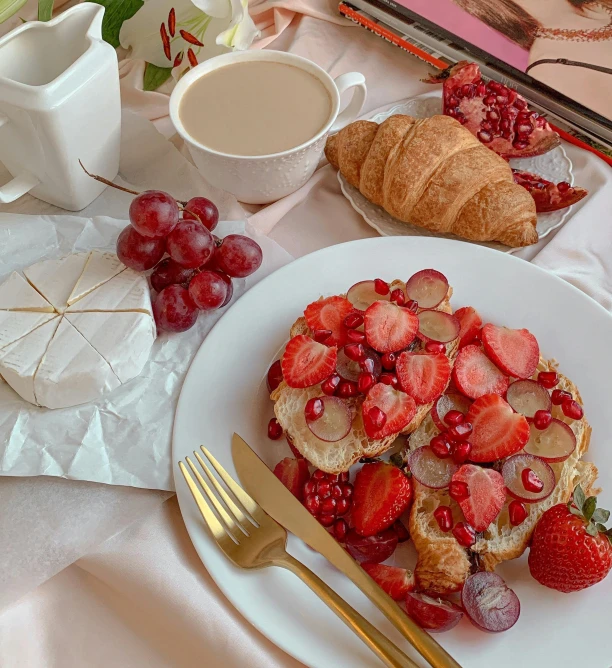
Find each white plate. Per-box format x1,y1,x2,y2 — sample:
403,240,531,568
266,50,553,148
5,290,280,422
173,237,612,668
339,92,574,253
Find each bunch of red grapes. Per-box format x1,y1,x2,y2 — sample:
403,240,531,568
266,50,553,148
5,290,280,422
116,190,263,332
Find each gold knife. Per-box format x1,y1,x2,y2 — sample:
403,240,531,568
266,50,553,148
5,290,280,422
232,433,462,668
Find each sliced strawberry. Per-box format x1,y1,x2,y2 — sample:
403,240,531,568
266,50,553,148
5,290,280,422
454,306,483,348
362,563,415,600
396,352,451,405
467,394,530,462
364,301,419,353
451,464,506,531
281,335,337,388
353,462,413,536
362,383,417,439
452,345,509,399
304,296,354,347
273,457,310,500
481,324,539,379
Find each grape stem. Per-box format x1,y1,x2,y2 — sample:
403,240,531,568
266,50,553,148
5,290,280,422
78,160,187,205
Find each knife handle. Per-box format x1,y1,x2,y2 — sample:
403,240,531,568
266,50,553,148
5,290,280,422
276,554,418,668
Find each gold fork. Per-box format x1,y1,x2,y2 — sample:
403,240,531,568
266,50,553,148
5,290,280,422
179,448,419,668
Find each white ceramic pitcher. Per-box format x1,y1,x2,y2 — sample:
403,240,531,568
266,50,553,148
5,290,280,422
0,4,121,211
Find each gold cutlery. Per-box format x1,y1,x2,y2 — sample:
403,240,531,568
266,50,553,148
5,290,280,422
179,446,418,668
232,433,462,668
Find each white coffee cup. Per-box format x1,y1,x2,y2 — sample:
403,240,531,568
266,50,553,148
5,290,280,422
169,50,366,204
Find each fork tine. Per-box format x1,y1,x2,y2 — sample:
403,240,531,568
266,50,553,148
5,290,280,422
179,462,227,543
194,451,253,531
185,456,241,542
200,446,261,518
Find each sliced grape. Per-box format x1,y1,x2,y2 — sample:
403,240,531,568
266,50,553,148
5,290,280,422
336,347,381,382
462,572,520,633
506,379,552,418
417,310,460,343
502,453,555,503
345,528,398,563
347,280,391,311
405,269,449,309
524,419,576,463
405,593,464,633
408,446,458,489
431,393,472,431
306,396,352,442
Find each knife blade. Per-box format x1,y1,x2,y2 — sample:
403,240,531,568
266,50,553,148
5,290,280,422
232,433,462,668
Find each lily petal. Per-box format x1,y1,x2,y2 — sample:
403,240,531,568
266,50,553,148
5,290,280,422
216,0,259,50
190,0,231,18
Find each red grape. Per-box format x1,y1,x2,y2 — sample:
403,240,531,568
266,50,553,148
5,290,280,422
188,270,228,310
345,528,398,563
153,285,199,332
150,258,195,293
117,225,165,272
129,190,179,238
216,235,262,278
183,197,219,232
166,220,215,268
217,270,234,307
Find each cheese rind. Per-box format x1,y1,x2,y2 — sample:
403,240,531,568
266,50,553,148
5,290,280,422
24,253,89,313
0,272,54,312
0,311,56,351
67,251,126,306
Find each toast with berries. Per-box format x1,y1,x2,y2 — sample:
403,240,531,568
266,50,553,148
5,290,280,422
406,345,597,594
271,275,461,474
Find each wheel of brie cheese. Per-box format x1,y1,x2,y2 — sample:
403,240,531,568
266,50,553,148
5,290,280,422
0,250,156,409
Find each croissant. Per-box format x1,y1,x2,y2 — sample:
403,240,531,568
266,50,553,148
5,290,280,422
325,114,539,247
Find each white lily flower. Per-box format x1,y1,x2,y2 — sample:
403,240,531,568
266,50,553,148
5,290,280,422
119,0,259,71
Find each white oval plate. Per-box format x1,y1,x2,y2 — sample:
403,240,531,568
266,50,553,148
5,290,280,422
339,92,574,253
173,237,612,668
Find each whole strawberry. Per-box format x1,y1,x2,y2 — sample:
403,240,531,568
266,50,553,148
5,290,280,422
529,484,612,593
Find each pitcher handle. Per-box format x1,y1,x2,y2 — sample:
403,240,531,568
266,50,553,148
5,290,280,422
330,72,367,134
0,114,40,204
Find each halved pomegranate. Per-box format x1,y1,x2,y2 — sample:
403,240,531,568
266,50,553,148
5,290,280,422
524,419,576,463
408,446,458,489
306,396,352,442
417,310,460,343
425,61,560,158
405,269,448,309
502,453,555,503
512,170,587,213
347,280,391,311
506,379,552,418
432,393,472,431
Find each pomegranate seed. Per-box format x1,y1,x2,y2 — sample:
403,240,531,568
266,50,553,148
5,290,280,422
346,329,366,344
339,472,350,483
321,374,341,396
336,498,351,515
430,434,451,459
538,371,559,388
332,484,343,499
514,97,527,110
381,352,397,370
551,389,572,405
337,380,358,398
484,95,497,106
513,140,529,150
449,480,470,502
476,83,487,96
304,494,321,514
434,506,453,532
305,397,324,422
267,418,283,440
500,119,510,132
341,483,353,498
496,95,509,106
334,518,349,540
304,479,316,496
478,130,493,143
522,467,544,493
313,469,327,480
445,410,465,426
379,372,399,389
562,399,583,420
313,329,332,343
451,441,472,464
321,497,337,514
393,520,410,542
516,122,533,136
448,422,472,440
344,312,364,329
319,514,335,527
374,278,389,295
448,95,459,106
367,406,387,430
509,500,528,526
358,372,376,394
317,481,332,498
557,181,571,193
360,357,375,374
344,343,366,362
453,522,476,547
390,288,405,305
405,299,418,313
425,341,445,354
533,409,552,430
462,83,475,97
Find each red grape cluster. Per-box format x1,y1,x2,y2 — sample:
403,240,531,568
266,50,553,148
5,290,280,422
116,190,263,333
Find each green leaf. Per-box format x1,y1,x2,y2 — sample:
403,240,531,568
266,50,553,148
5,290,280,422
38,0,53,21
583,496,597,522
143,63,173,92
569,506,583,518
86,0,143,48
585,523,598,537
573,484,586,513
592,508,610,524
596,523,608,533
0,0,27,24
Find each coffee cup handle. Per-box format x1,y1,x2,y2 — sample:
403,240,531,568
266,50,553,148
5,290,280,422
0,114,40,203
330,73,367,134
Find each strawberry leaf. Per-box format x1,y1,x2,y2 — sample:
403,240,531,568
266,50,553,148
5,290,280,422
569,506,583,518
592,508,610,524
585,523,598,537
596,523,608,533
573,484,586,512
583,496,597,522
